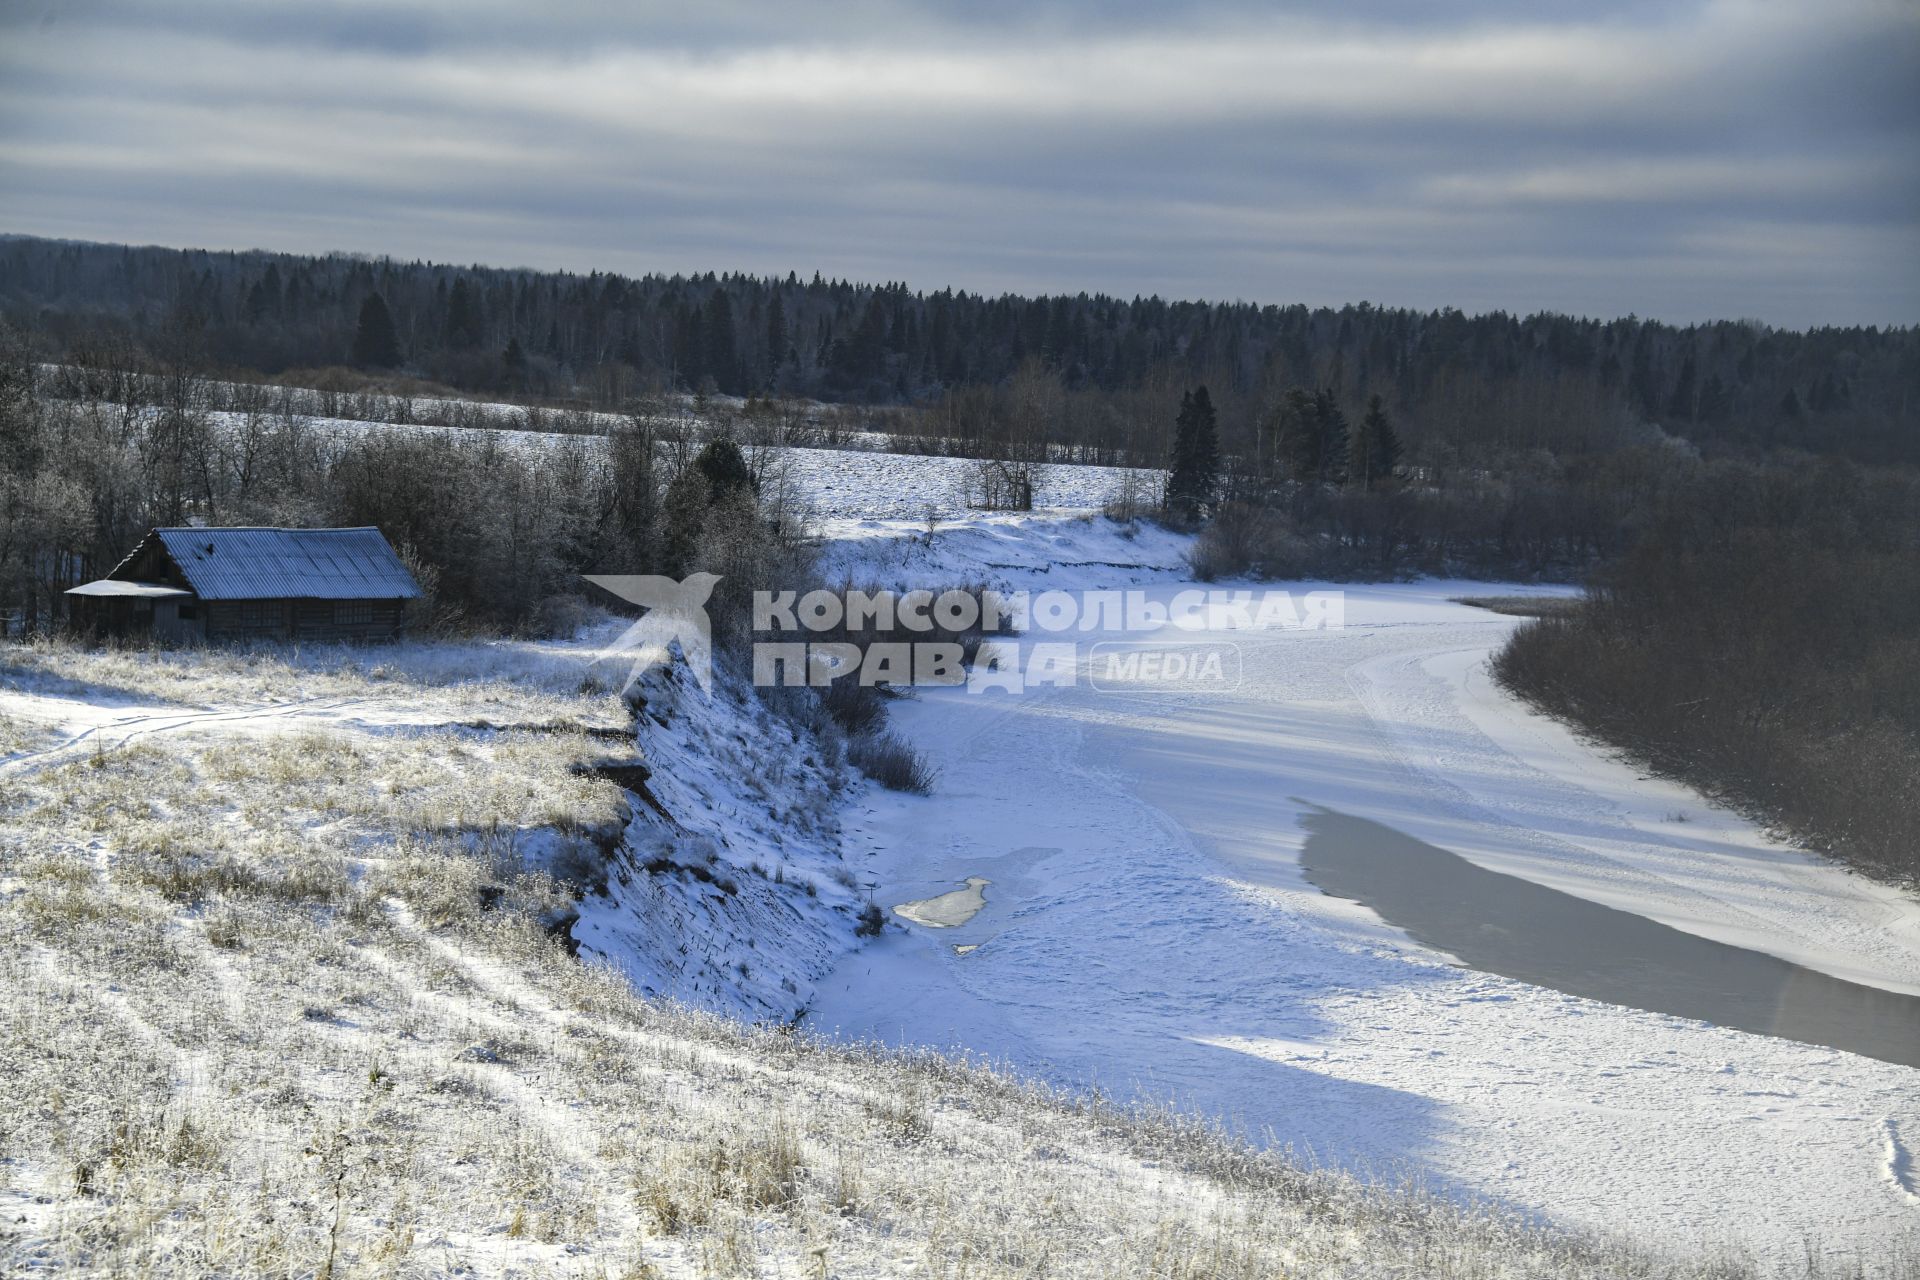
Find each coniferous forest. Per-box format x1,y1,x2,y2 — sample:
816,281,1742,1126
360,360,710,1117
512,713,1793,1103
2,235,1913,469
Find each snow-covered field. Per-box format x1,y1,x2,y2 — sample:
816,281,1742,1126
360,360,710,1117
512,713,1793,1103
808,518,1920,1271
206,408,1159,521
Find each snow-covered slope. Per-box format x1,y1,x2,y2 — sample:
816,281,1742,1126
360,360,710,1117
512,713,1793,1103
570,658,869,1022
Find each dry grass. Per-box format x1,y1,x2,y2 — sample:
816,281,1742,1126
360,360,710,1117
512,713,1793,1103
0,630,626,727
0,708,56,757
846,730,937,794
1452,594,1584,619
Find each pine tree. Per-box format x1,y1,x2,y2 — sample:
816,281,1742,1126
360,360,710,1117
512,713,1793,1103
1164,386,1220,522
1350,394,1402,489
351,292,400,368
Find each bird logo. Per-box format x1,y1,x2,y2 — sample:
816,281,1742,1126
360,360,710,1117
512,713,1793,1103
583,572,721,693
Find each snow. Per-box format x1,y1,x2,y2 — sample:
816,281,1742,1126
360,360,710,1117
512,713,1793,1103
568,657,870,1022
11,596,1727,1279
205,408,1160,521
9,441,1918,1270
1356,643,1920,996
813,509,1192,591
801,529,1920,1269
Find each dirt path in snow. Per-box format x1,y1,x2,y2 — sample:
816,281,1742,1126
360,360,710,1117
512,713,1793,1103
0,694,386,778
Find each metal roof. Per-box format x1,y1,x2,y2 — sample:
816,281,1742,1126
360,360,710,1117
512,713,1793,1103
66,579,193,599
110,527,422,601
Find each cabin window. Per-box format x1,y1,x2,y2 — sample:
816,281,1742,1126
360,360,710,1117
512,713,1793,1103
236,601,276,628
334,601,374,626
178,604,199,621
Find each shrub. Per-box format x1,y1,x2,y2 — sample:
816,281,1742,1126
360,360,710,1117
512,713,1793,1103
847,733,936,795
1188,502,1311,581
819,678,888,736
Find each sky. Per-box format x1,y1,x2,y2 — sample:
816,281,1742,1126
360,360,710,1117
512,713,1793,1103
1,0,1916,327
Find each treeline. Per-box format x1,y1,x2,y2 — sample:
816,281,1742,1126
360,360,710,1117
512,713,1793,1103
1170,380,1666,580
0,325,810,636
3,235,1915,468
1494,460,1920,885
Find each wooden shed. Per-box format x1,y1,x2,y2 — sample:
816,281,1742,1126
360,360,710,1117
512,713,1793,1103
66,527,422,644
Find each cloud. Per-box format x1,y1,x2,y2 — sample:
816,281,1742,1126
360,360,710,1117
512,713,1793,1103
1,0,1914,324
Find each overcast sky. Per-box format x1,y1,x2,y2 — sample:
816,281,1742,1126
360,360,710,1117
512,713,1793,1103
2,0,1915,326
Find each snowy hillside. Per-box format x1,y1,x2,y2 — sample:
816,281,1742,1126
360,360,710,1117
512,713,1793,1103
0,605,1772,1279
571,656,870,1022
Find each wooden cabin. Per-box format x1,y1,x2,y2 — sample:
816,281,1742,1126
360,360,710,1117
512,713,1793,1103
66,527,422,644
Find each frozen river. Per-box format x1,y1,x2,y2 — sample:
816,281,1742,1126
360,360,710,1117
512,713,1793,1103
814,578,1920,1268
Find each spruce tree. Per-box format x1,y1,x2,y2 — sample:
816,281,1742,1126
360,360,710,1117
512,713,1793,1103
502,336,527,390
1313,389,1350,485
1277,388,1321,481
1697,373,1729,423
351,292,400,368
1164,386,1220,523
674,305,705,389
694,437,756,504
1350,394,1402,489
659,467,710,579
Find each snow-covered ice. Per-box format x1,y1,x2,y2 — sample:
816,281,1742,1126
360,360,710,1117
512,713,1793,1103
806,523,1920,1268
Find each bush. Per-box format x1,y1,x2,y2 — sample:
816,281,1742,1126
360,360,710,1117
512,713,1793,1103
819,678,888,736
847,732,936,794
1189,502,1311,581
